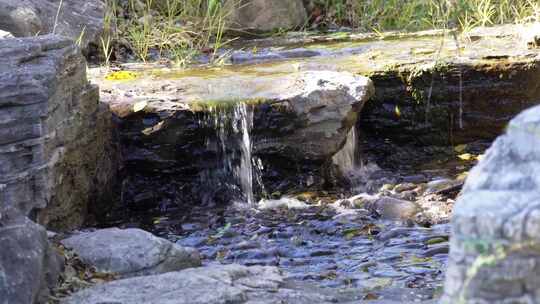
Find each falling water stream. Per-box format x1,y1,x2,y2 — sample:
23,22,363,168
233,103,255,205
332,126,360,177
204,102,258,206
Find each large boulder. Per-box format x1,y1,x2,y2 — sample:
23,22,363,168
91,69,373,208
0,0,106,56
226,0,307,32
61,228,201,277
0,215,62,304
0,35,117,230
62,264,339,304
442,105,540,303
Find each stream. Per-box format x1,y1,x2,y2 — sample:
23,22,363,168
104,101,482,302
89,26,530,302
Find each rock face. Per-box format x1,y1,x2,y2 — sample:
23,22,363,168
62,264,339,304
61,228,201,277
0,215,62,304
0,0,106,56
442,105,540,303
226,0,307,32
0,35,117,230
92,69,373,209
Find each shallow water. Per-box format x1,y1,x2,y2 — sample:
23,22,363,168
171,197,450,302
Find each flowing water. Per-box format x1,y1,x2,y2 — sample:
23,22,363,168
332,126,360,175
233,103,256,205
203,102,258,206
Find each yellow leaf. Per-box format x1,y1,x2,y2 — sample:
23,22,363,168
476,154,484,161
454,144,467,153
458,153,473,161
133,101,147,112
105,71,138,81
395,105,401,117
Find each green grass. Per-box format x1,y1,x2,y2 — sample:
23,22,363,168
104,0,236,65
315,0,540,32
102,0,540,66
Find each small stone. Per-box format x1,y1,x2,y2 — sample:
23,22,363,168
394,183,417,192
380,184,395,191
369,197,421,221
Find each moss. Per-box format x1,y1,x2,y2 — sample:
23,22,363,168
189,97,270,112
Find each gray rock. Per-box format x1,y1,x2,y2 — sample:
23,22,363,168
369,197,421,221
226,0,307,32
0,215,62,304
0,0,106,56
62,264,339,304
0,35,118,230
442,105,540,303
61,228,201,277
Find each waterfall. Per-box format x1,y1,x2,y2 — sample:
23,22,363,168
233,103,255,205
202,102,257,206
332,126,359,175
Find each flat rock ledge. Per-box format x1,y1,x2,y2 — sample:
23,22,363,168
92,69,374,208
61,264,338,304
61,228,201,277
442,105,540,303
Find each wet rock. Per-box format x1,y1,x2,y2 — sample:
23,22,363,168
0,35,118,230
368,197,421,221
226,0,307,32
422,244,449,257
0,0,106,56
393,183,417,193
0,215,62,304
425,179,459,194
176,236,207,247
231,48,322,64
442,105,540,303
402,175,427,184
62,264,339,304
61,228,201,277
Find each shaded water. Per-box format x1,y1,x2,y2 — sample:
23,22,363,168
202,102,258,206
333,126,360,178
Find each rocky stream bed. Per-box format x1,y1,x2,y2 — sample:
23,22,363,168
3,9,540,303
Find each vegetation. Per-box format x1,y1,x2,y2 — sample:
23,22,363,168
314,0,540,31
103,0,234,65
102,0,540,65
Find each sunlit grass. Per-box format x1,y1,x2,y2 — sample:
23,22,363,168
316,0,540,31
104,0,235,65
102,0,540,66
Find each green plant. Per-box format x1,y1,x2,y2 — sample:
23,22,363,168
101,0,239,65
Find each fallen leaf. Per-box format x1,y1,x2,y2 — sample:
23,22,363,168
457,153,473,161
105,70,138,81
